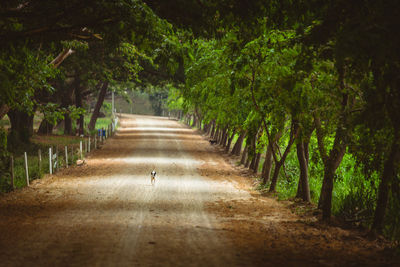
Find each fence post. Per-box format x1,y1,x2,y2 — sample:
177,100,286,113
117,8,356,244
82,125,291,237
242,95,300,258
69,147,73,165
49,147,52,175
55,146,58,171
80,141,83,160
65,146,68,168
24,152,29,186
38,149,42,173
88,136,91,152
94,135,97,149
10,155,15,190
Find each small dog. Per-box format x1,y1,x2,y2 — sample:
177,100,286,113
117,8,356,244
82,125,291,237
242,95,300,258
151,170,156,185
209,139,217,145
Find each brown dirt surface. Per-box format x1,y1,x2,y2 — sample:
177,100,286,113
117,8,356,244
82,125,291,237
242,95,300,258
191,136,400,266
0,114,398,266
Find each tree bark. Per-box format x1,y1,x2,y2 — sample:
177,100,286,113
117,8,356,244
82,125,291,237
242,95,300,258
296,141,311,202
269,120,299,192
231,132,245,156
262,131,283,185
240,146,248,165
7,109,34,145
220,127,227,145
191,114,197,127
88,82,108,131
213,126,219,140
62,82,75,135
37,119,54,135
50,49,74,68
252,153,261,173
225,130,236,153
262,145,274,184
210,120,216,138
74,74,84,136
245,154,251,168
318,136,347,219
371,134,399,233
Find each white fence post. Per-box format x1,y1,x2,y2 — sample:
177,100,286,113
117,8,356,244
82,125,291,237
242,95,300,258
24,152,29,186
65,146,68,168
94,135,97,149
55,146,58,171
49,147,52,175
38,149,42,171
80,141,83,159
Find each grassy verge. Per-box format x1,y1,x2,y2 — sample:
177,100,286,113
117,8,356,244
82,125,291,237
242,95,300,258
0,116,117,193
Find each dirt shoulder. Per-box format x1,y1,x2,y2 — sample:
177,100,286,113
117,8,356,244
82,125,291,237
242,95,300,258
186,131,399,266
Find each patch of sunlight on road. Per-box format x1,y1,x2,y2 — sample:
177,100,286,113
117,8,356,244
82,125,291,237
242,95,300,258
122,157,200,165
119,127,192,132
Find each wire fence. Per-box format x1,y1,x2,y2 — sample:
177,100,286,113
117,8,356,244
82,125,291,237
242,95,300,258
1,119,118,193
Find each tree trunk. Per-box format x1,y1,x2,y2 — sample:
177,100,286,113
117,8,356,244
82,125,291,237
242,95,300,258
88,82,108,131
191,115,197,127
64,115,72,135
252,153,261,173
262,145,274,184
217,128,223,143
7,109,34,145
219,127,227,145
296,141,311,202
213,126,219,140
371,134,399,233
62,82,75,135
222,128,229,147
37,119,54,135
210,121,216,138
203,122,209,133
240,146,248,165
269,161,284,191
245,151,251,168
74,75,84,136
225,130,236,153
317,127,347,220
269,121,299,192
231,132,245,156
320,164,336,220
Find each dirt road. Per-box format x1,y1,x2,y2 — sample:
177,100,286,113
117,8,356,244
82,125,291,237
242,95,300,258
0,115,397,266
0,115,244,266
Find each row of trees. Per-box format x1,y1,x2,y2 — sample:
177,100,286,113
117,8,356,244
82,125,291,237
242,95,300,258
0,1,184,146
167,1,400,238
1,0,399,240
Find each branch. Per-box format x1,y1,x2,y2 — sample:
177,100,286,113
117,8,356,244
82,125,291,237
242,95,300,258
249,69,279,164
313,113,328,165
50,49,74,68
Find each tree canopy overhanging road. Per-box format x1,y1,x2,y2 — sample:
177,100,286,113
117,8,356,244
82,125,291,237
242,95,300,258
0,0,400,265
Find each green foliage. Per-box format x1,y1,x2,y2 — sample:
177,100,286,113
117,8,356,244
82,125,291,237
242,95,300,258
101,102,113,117
0,45,57,111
